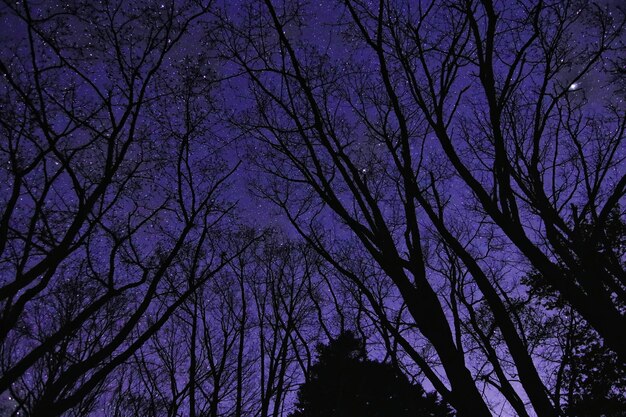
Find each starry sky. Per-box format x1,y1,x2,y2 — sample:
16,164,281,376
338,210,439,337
4,0,621,234
212,0,626,238
0,0,625,415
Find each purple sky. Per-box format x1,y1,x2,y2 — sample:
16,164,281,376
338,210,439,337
1,0,625,415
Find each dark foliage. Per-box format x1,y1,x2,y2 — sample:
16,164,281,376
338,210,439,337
563,331,626,417
289,332,453,417
524,208,626,416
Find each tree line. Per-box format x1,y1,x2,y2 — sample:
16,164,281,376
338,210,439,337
0,0,624,416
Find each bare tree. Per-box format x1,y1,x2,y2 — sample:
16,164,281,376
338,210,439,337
2,0,623,415
247,237,322,417
103,231,328,417
215,0,625,416
0,1,253,415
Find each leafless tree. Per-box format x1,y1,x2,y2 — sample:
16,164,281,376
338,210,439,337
246,236,323,417
101,232,329,417
0,1,253,415
215,0,625,416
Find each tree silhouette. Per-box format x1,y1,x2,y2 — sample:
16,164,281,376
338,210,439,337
563,329,626,417
289,332,453,417
2,0,625,415
217,0,626,414
524,207,626,416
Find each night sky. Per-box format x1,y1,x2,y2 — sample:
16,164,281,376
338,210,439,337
1,0,625,416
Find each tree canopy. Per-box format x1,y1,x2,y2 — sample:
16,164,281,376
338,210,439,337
289,332,453,417
1,0,625,416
